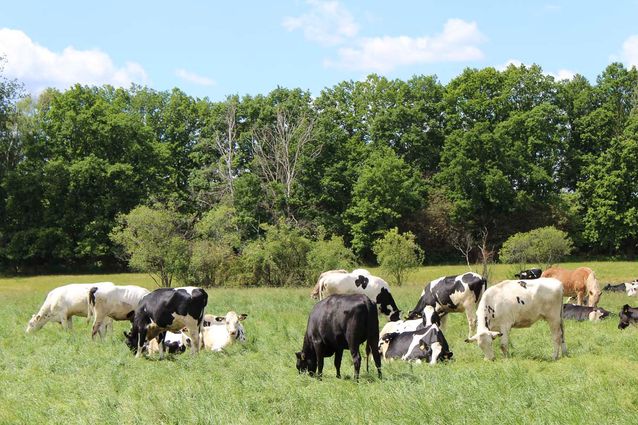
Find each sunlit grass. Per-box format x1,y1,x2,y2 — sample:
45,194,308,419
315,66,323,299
1,262,637,423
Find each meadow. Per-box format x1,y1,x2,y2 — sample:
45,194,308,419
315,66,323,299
1,262,638,424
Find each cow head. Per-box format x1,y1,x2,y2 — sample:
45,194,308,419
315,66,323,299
618,304,634,329
465,331,502,360
123,330,139,353
213,311,248,341
295,351,317,375
26,314,45,333
589,307,611,321
376,288,401,322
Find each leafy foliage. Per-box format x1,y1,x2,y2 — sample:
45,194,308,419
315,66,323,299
373,228,424,286
499,226,574,269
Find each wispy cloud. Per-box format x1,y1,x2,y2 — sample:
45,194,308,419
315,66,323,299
621,35,638,67
175,68,216,86
282,0,358,46
0,28,147,94
325,19,486,72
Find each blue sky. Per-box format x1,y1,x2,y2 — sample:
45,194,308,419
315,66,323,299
1,1,637,101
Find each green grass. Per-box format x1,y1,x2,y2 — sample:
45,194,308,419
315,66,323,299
1,263,638,424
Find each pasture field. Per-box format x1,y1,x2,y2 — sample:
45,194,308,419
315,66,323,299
1,262,638,424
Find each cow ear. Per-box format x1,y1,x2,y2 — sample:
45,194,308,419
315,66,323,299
215,316,225,322
238,314,247,321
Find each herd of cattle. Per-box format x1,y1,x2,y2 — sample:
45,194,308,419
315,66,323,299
24,266,638,379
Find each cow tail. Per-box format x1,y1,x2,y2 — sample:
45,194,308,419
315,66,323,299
87,287,99,322
367,301,381,374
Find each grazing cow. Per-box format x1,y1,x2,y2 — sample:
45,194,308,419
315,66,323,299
124,287,208,358
603,283,628,292
514,268,542,279
310,269,348,299
541,266,601,307
26,282,115,333
562,303,611,321
296,294,382,380
201,311,248,352
88,285,150,339
379,306,452,364
406,272,487,338
146,331,192,354
313,269,401,322
465,278,567,361
618,305,638,329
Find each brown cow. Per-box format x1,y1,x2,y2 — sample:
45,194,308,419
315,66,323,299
541,266,601,307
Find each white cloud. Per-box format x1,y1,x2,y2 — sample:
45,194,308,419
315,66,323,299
282,0,358,46
325,19,486,72
175,68,216,86
0,28,147,94
622,35,638,67
497,58,523,70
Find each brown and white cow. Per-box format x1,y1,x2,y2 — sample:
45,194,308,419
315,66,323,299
466,278,567,361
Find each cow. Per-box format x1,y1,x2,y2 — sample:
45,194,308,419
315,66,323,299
541,266,601,307
603,283,628,292
618,305,638,329
514,268,542,279
379,306,452,364
627,282,638,297
310,269,348,299
562,303,611,321
379,304,441,339
88,285,150,339
124,287,208,358
313,269,401,322
26,282,115,333
406,272,487,338
146,331,192,354
296,294,382,380
201,311,248,352
465,278,567,361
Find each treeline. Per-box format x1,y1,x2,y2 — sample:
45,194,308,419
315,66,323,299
1,60,637,274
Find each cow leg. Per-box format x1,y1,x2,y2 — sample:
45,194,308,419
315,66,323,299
350,347,361,381
430,342,442,365
334,349,343,378
465,303,478,338
548,319,566,360
371,343,382,379
136,328,147,359
576,290,584,306
499,329,510,358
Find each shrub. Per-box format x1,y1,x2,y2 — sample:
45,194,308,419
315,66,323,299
373,228,424,286
499,226,574,270
306,235,356,283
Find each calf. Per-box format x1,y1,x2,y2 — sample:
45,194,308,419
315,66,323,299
26,282,115,333
296,294,381,380
201,311,248,352
562,303,611,321
603,283,628,292
314,269,401,321
466,278,567,361
515,268,542,279
124,287,208,358
379,307,452,364
407,272,487,338
146,331,192,354
89,285,150,339
618,305,638,329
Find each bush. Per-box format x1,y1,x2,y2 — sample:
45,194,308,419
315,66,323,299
499,226,573,270
306,235,356,283
373,228,424,286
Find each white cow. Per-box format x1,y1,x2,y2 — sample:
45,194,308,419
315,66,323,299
313,269,401,321
626,282,638,297
201,311,247,352
89,285,150,339
26,282,115,333
466,278,567,361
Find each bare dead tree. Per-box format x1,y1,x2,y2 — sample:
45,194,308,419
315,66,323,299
477,227,495,282
213,100,238,200
450,229,475,271
252,108,320,221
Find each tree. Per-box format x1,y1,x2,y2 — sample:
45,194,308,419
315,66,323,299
499,226,573,270
110,204,190,287
306,233,356,283
373,228,424,286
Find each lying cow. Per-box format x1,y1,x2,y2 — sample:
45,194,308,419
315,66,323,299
201,311,248,352
146,331,192,354
313,269,401,321
26,282,115,333
603,283,628,292
466,278,567,361
379,307,452,364
562,303,611,321
89,285,150,339
407,272,487,338
618,305,638,329
296,294,382,380
515,268,542,279
124,286,208,358
627,282,638,297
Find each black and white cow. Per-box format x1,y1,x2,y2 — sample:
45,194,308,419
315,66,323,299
514,268,542,279
618,304,638,329
124,287,208,358
562,303,611,321
603,283,627,292
407,272,487,338
314,269,401,321
296,294,382,380
379,306,453,364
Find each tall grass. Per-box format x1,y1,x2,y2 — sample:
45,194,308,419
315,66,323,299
1,263,637,424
